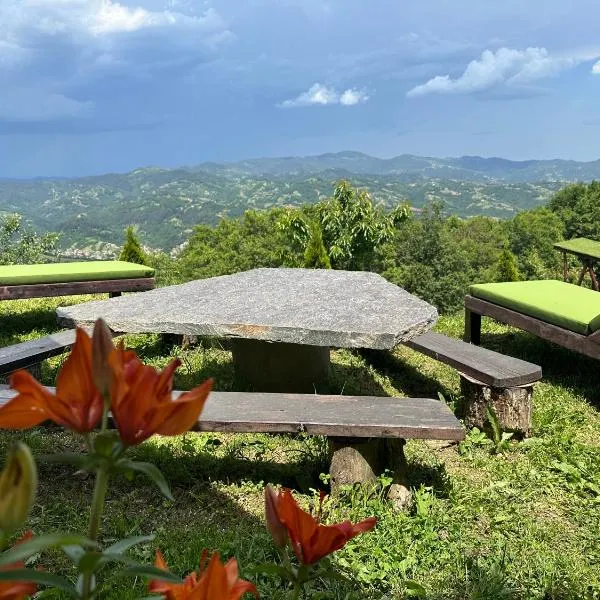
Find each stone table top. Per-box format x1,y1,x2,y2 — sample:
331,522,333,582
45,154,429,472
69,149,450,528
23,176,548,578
57,268,438,349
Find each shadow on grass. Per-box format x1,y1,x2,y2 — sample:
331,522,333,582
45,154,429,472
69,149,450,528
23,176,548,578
0,307,58,343
329,360,389,396
358,348,455,400
479,330,600,410
131,434,329,493
404,459,454,500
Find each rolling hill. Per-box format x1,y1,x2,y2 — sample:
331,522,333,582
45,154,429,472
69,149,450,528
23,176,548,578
3,151,597,253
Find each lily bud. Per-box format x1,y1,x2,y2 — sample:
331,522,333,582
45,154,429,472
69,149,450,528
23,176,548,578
264,486,288,548
0,443,37,533
91,318,115,399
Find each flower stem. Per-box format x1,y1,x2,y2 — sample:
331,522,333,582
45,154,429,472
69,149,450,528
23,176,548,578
81,466,109,599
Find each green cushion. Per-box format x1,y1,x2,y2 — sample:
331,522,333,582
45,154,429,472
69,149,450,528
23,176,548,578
469,280,600,335
0,261,155,286
553,237,600,260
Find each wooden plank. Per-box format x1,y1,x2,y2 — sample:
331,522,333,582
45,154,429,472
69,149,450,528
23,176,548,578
0,329,119,375
0,278,155,300
0,386,465,441
465,295,600,360
405,331,542,387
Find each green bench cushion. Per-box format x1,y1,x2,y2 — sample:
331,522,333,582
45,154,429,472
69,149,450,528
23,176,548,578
553,237,600,260
469,280,600,335
0,261,155,286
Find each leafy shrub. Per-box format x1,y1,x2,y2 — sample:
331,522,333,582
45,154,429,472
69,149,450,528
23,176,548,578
0,214,59,265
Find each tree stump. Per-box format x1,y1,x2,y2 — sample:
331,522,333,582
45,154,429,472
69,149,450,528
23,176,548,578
328,437,411,510
459,372,533,437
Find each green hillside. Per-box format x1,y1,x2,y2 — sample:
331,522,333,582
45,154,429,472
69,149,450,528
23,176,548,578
0,168,562,252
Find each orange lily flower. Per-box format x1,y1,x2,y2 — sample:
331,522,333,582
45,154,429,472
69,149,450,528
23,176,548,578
0,328,103,433
108,348,213,446
149,550,258,599
0,532,37,600
264,486,377,565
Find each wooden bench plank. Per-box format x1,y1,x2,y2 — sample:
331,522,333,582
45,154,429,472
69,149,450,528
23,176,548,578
0,278,155,301
0,330,79,375
0,386,465,441
404,331,542,387
0,329,121,375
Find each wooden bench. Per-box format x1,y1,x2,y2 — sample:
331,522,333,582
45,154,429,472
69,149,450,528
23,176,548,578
403,331,542,435
0,384,464,509
0,261,155,301
0,328,542,435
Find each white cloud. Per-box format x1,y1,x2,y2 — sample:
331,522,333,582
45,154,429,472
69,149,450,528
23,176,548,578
0,0,232,122
593,60,600,75
340,88,369,105
407,47,578,98
280,83,369,107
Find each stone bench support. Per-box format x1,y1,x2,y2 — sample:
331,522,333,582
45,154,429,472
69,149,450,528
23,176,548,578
328,436,411,509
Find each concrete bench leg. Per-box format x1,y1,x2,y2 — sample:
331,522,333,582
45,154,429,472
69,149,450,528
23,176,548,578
328,437,411,510
459,372,533,437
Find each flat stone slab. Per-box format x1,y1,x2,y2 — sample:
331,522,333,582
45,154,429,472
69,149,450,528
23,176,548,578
57,268,438,349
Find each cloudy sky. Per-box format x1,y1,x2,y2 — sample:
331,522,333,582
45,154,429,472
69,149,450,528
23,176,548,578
2,0,600,177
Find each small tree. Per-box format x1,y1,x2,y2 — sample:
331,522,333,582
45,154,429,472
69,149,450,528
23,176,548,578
303,221,331,269
0,214,59,265
119,226,147,265
495,247,520,282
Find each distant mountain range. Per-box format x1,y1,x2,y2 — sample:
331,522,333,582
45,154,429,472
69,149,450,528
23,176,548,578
189,151,600,182
1,151,597,253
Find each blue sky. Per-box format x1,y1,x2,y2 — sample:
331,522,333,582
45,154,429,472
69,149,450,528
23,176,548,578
1,0,600,177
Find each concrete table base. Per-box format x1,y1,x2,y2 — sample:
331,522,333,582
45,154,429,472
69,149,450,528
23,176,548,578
230,339,330,393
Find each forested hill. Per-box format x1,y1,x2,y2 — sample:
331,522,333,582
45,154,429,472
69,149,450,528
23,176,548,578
4,150,600,251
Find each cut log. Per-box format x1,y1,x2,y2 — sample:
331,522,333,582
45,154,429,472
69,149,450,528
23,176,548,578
459,372,533,437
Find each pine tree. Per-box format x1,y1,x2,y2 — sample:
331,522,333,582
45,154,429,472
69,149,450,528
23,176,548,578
495,247,520,282
119,225,147,265
303,221,331,269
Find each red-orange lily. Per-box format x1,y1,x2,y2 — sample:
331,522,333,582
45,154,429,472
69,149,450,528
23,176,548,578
264,486,377,565
0,328,103,433
0,532,37,600
108,347,213,446
149,550,258,599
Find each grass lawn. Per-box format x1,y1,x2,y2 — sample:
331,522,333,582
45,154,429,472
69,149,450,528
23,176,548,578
0,296,599,599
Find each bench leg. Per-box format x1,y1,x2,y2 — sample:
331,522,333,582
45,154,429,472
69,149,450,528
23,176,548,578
459,373,533,437
109,291,122,298
328,437,411,510
464,308,481,345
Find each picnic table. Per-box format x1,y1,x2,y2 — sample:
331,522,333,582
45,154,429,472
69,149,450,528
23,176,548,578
57,268,438,392
554,237,600,291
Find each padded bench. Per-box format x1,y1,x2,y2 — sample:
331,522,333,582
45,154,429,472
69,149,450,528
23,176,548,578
0,384,464,509
465,280,600,360
0,261,155,301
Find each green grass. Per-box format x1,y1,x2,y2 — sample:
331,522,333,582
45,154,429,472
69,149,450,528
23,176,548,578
0,297,599,599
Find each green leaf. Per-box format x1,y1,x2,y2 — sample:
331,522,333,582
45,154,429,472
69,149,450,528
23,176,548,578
406,580,427,597
37,452,108,471
117,460,174,501
94,431,121,457
0,534,98,567
113,565,182,583
106,535,155,556
0,568,78,597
